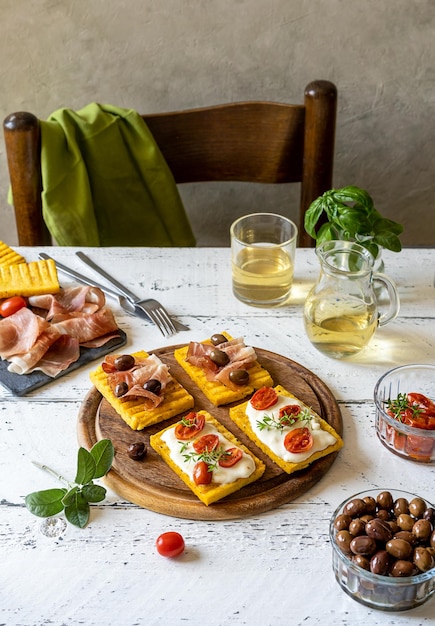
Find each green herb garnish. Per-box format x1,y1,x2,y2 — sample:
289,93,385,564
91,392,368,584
385,393,423,422
25,439,114,529
182,444,231,472
256,407,312,431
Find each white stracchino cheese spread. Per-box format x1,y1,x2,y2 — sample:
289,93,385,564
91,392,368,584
246,395,337,462
161,421,255,484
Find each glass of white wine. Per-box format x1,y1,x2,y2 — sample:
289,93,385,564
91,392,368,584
304,240,400,358
230,213,298,307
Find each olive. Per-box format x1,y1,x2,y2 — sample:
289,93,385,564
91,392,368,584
362,496,377,515
350,535,377,556
335,530,353,555
352,554,370,571
413,546,435,573
370,550,390,575
114,354,135,371
397,513,415,532
409,497,426,519
143,378,162,395
229,369,249,386
209,349,230,367
210,334,227,346
376,508,390,521
365,518,393,542
431,530,435,548
377,491,394,511
386,538,413,560
127,442,147,461
334,514,352,532
393,497,409,517
390,560,415,577
423,507,435,524
394,530,417,546
343,498,367,518
114,381,129,397
412,518,432,542
349,519,366,537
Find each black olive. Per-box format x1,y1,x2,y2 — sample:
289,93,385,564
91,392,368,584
114,354,135,371
229,369,249,386
114,381,129,397
127,442,147,461
143,378,162,395
209,349,230,367
210,334,227,346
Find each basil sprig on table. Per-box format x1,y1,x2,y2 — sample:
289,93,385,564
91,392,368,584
304,185,403,258
25,439,114,529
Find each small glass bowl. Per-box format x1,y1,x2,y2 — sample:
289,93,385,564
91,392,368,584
374,364,435,463
330,489,435,611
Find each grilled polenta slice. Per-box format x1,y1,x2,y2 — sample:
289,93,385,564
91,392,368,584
0,241,26,268
0,258,59,298
229,384,343,475
174,333,273,406
150,410,265,506
90,350,194,430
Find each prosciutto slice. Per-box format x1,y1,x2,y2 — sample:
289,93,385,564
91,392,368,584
186,337,257,390
53,306,119,344
7,325,64,375
29,286,106,320
103,353,171,407
0,308,50,359
33,335,81,377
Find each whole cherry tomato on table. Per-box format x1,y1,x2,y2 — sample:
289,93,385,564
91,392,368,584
156,531,185,557
0,296,27,317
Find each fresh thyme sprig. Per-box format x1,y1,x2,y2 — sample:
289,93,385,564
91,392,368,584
385,393,423,422
256,407,313,431
181,444,231,472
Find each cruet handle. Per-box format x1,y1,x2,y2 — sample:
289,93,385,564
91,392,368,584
373,273,400,326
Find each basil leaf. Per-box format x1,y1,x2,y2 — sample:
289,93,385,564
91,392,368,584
75,447,96,485
25,488,67,517
90,439,114,479
82,483,107,503
374,232,402,252
64,492,90,528
315,222,336,244
333,186,373,208
304,198,324,237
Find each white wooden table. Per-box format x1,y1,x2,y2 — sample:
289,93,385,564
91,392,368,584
1,247,434,626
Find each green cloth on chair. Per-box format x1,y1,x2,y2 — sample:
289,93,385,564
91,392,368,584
39,103,196,246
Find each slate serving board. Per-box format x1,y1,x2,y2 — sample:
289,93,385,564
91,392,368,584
0,329,127,396
78,345,343,521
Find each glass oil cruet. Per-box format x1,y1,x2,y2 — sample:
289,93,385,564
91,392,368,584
303,240,400,359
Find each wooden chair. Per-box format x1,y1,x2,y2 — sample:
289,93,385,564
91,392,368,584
3,80,337,247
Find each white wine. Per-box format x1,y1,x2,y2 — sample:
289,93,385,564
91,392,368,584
304,297,377,358
232,245,293,306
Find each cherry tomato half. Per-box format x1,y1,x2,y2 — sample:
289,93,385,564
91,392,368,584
250,387,278,410
279,404,301,425
218,447,243,468
174,412,205,440
193,434,219,454
284,427,314,453
193,460,213,485
407,393,435,412
0,295,27,317
156,531,185,557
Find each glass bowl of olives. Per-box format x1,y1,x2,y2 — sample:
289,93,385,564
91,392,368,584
374,364,435,463
330,489,435,611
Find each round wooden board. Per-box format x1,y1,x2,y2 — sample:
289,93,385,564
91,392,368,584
78,345,343,520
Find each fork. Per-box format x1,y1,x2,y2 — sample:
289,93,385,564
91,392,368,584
75,251,187,337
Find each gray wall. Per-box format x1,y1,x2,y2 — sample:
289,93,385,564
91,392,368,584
1,0,433,247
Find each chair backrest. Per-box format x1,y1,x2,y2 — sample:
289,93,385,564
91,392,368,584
3,80,337,247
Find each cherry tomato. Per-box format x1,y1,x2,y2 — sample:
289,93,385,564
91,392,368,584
156,531,185,557
193,434,219,453
250,387,278,410
193,460,213,485
405,434,434,462
407,393,435,412
279,404,301,425
218,447,243,467
174,412,205,440
0,296,27,317
284,427,314,453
